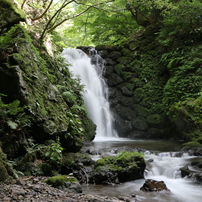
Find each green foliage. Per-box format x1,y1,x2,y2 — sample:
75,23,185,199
0,24,32,50
159,0,202,45
45,138,64,163
26,138,45,155
163,45,202,111
0,94,31,130
182,141,202,149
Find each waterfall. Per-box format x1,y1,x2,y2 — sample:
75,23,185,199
62,48,117,141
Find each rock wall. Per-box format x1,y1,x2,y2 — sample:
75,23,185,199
95,44,172,138
95,25,202,144
0,0,96,162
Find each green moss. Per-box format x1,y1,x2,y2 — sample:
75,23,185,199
146,114,166,125
95,156,115,167
134,88,144,103
45,175,77,187
117,56,132,65
0,161,9,182
0,16,95,155
0,0,25,30
0,25,30,50
182,141,202,149
62,152,94,169
168,97,202,141
0,149,9,182
92,151,145,183
133,104,149,117
114,63,125,75
115,151,144,165
94,151,144,172
1,0,25,18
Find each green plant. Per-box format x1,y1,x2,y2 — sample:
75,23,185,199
45,138,64,163
26,138,45,154
0,94,31,130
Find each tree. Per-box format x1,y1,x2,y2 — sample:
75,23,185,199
16,0,114,42
64,0,173,45
14,0,202,46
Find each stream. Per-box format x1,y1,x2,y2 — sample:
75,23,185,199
82,138,202,202
62,48,202,202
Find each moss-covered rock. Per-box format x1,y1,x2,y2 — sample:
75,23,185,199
45,175,82,193
131,116,148,131
168,97,202,141
0,148,14,182
90,151,145,184
0,149,9,182
117,82,135,96
0,0,25,35
133,104,149,117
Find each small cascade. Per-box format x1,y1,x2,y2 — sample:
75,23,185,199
144,152,202,202
62,48,117,141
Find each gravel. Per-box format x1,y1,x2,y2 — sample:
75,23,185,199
0,177,136,202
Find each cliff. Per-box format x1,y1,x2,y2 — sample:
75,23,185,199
0,0,95,180
96,24,202,148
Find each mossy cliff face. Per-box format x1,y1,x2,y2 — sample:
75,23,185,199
0,0,95,166
96,43,171,139
0,0,25,35
96,26,202,144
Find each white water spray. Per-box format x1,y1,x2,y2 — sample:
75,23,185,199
62,48,117,141
144,152,202,202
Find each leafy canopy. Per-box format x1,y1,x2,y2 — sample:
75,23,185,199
13,0,202,46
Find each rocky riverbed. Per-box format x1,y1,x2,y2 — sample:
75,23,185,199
0,177,136,202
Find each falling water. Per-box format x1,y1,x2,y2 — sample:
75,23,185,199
83,141,202,202
62,48,117,141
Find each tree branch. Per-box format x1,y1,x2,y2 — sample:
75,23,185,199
21,0,27,9
47,5,93,33
31,0,54,21
39,0,75,41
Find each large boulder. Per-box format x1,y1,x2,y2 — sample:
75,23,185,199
90,151,145,184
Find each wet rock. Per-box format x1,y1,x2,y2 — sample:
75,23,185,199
140,179,170,192
90,151,146,184
180,166,191,178
180,165,202,183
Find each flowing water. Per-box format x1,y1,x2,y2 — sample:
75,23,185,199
83,139,202,202
62,48,202,202
62,48,117,140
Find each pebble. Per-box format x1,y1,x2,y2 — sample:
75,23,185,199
0,177,136,202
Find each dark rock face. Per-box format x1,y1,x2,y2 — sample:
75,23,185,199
0,0,96,179
180,166,202,183
0,0,25,34
0,24,96,154
140,179,170,192
96,45,172,138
